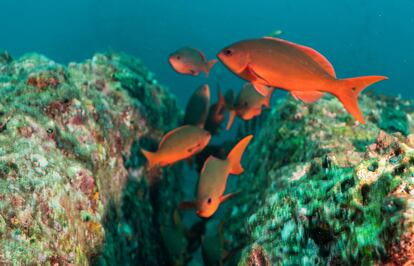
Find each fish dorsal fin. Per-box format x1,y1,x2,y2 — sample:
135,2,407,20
252,82,271,96
159,125,188,148
264,37,336,78
200,155,215,175
290,91,325,103
195,48,207,62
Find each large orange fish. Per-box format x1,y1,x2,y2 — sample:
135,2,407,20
226,83,273,130
141,125,211,169
183,84,210,128
180,135,253,218
217,37,388,124
169,47,217,77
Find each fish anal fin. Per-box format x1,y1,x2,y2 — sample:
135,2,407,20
263,88,274,107
141,148,158,169
190,69,199,76
264,37,336,78
227,135,253,175
290,91,325,103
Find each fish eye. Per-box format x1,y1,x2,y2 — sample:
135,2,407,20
176,55,181,60
223,49,233,56
244,101,248,107
207,198,212,204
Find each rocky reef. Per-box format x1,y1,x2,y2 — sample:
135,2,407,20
224,94,414,265
0,51,182,265
1,49,413,266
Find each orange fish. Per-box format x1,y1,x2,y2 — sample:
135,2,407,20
217,37,388,124
183,84,210,128
181,135,253,218
226,83,274,130
141,125,211,169
205,87,227,135
169,47,217,77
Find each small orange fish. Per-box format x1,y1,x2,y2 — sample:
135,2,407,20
226,83,274,130
217,37,388,124
141,125,211,169
205,87,227,135
180,135,253,218
183,84,210,128
169,47,217,77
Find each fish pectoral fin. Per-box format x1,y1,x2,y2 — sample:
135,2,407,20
219,191,241,203
226,110,236,131
241,63,271,87
187,143,201,154
290,91,325,103
179,200,196,209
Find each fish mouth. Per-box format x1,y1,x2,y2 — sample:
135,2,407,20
216,51,223,61
196,210,211,218
168,56,175,66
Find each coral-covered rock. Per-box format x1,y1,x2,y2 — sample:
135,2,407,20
0,52,181,265
223,95,414,265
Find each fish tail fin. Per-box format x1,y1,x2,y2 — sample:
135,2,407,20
335,75,388,124
204,59,218,77
226,110,236,130
227,135,253,175
141,148,158,169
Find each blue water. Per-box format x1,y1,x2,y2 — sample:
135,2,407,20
1,0,413,108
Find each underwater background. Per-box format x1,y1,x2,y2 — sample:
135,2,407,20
1,0,414,265
2,0,414,107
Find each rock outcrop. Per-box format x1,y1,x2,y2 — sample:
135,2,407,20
0,51,182,265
